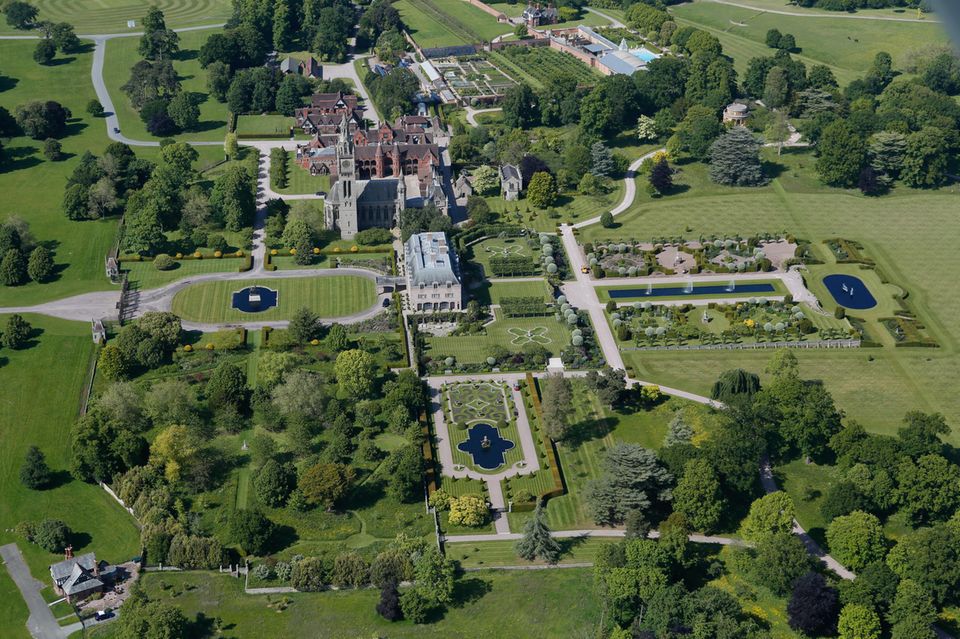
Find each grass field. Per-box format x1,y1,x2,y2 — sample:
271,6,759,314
89,568,602,639
492,46,601,87
0,40,121,307
396,0,511,48
425,309,571,364
0,566,31,639
121,257,243,289
689,0,934,19
103,29,229,142
577,146,960,439
0,0,231,34
446,536,621,567
0,317,140,583
672,1,949,83
170,276,378,322
235,115,296,139
277,156,331,196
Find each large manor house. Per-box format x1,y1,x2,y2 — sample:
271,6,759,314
294,92,450,239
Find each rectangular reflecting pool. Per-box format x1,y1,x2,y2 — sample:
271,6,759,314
606,282,777,299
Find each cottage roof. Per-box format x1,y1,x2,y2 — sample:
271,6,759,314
499,164,521,183
50,553,96,583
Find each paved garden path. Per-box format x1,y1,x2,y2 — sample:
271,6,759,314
1,544,83,639
445,528,749,546
465,107,503,127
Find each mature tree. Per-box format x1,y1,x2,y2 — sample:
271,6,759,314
788,572,840,636
207,61,233,102
753,367,842,460
896,454,960,526
206,361,248,411
122,60,180,110
0,248,27,286
541,374,572,441
14,101,69,140
288,306,321,343
300,462,355,510
377,580,403,621
626,3,668,33
648,156,673,195
827,511,887,572
669,105,721,160
33,38,55,65
741,491,795,542
32,519,71,553
368,67,419,119
502,83,539,129
274,73,312,115
762,66,789,108
516,499,561,563
334,349,377,399
672,459,724,532
637,115,658,143
229,509,274,555
765,110,792,157
710,368,761,404
50,23,80,53
816,120,867,187
590,142,615,178
4,1,37,29
585,443,672,526
888,578,938,628
167,92,199,130
838,603,882,639
254,459,296,507
898,411,949,458
526,171,557,209
116,596,189,638
272,371,326,421
765,28,783,48
2,314,31,349
138,6,179,60
210,165,255,230
901,127,952,188
886,524,960,606
752,532,814,596
708,126,765,186
19,446,52,489
413,548,455,605
383,445,424,502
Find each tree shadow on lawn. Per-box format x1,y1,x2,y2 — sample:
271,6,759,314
563,413,617,449
268,524,299,554
189,119,228,134
172,49,199,62
63,120,88,138
69,530,93,553
43,469,74,491
46,56,77,67
761,159,787,180
0,74,18,92
0,145,42,173
448,576,493,608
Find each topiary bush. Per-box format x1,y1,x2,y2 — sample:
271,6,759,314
153,254,176,271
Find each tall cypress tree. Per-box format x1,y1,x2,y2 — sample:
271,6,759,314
516,499,561,564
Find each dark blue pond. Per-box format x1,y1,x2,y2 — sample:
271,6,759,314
823,274,877,310
607,282,776,299
231,286,279,313
457,423,515,471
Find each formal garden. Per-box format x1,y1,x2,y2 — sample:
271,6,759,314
442,381,525,473
431,55,517,103
607,298,856,349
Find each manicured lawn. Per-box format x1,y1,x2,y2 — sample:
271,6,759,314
469,279,553,306
103,29,229,142
395,0,511,49
0,40,120,306
271,252,393,272
122,257,245,290
235,115,296,139
672,1,948,82
0,316,140,581
446,537,622,567
579,147,960,441
277,156,331,195
170,276,378,322
466,236,537,278
424,309,572,364
89,568,602,639
0,0,232,34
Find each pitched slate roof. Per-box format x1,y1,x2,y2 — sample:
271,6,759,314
50,553,104,596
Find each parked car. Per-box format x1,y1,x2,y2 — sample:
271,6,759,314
513,382,521,391
315,191,327,197
95,609,114,621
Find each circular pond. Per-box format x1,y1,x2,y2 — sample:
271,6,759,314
456,422,515,471
823,274,876,310
231,286,278,313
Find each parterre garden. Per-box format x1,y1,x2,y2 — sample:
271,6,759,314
443,381,526,473
432,56,517,101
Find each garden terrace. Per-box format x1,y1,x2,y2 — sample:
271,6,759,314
431,56,518,102
170,276,377,323
443,381,528,474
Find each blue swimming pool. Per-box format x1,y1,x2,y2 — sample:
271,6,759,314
457,423,515,471
631,47,659,63
231,286,278,313
823,274,877,310
607,282,776,299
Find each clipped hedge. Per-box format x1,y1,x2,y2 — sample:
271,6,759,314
238,255,253,272
422,410,438,496
524,372,565,503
